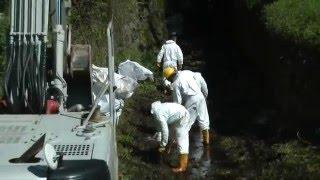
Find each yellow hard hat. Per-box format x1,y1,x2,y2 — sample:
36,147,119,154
163,67,175,79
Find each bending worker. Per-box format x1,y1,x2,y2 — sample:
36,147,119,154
163,68,210,146
156,32,183,70
150,101,192,172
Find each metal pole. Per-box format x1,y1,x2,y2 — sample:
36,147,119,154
107,19,119,180
31,0,35,44
23,0,28,43
107,21,115,128
43,0,49,42
56,0,61,25
10,0,15,35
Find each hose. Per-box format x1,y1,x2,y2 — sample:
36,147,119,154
5,34,47,114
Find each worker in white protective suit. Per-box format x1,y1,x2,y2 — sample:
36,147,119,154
163,67,210,146
150,101,192,172
156,32,183,89
156,32,183,70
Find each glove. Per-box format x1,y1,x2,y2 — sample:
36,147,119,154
158,146,166,153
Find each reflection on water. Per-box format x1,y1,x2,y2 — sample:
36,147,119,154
189,129,211,178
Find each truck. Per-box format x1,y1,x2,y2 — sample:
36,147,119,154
0,0,118,179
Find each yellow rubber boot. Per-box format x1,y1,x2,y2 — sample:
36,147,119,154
202,129,210,146
172,154,188,173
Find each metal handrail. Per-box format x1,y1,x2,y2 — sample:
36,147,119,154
107,20,116,129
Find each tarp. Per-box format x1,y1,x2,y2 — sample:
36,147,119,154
92,64,138,100
92,61,152,123
118,60,154,81
92,64,138,117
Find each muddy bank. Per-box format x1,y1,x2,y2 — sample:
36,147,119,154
116,0,320,179
116,42,320,179
118,104,320,179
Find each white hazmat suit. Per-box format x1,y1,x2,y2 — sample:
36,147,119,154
157,40,183,70
172,70,210,131
157,40,183,88
151,101,191,154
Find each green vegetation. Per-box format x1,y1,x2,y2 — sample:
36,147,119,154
213,137,320,179
0,0,9,12
1,0,319,179
117,80,172,179
113,0,167,66
70,0,111,66
0,14,8,70
245,0,262,9
70,0,166,67
0,4,9,94
0,0,9,71
261,141,320,178
264,0,320,49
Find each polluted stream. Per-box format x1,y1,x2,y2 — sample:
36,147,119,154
122,36,320,179
119,1,320,178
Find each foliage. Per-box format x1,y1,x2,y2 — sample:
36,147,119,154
70,0,111,66
260,141,320,179
264,0,320,49
0,0,10,13
245,0,262,9
113,0,167,66
0,13,8,72
214,136,320,179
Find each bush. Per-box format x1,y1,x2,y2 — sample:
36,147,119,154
264,0,320,49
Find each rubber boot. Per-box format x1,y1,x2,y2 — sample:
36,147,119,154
172,154,188,173
202,129,210,146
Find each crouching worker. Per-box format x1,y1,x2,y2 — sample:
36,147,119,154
150,101,192,172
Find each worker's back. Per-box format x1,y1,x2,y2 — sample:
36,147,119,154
193,72,208,98
173,70,202,97
151,101,188,124
158,40,183,68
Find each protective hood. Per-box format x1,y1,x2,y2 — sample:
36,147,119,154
150,101,161,115
165,40,175,44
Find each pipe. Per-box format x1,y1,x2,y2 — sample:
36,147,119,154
17,0,22,95
18,0,22,42
43,0,49,41
66,25,71,55
10,0,15,35
23,0,28,43
31,0,35,44
56,0,61,25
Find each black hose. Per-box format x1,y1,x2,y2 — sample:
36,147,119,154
39,41,47,113
5,31,50,114
22,38,34,113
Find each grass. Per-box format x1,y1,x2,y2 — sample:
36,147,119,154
116,80,172,179
264,0,320,49
70,0,111,66
212,135,320,179
261,141,320,179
